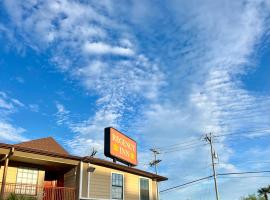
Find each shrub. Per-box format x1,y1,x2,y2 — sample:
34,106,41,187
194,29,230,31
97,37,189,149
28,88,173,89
6,193,37,200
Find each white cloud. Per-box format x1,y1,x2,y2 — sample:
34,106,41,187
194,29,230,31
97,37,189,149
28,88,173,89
0,92,24,114
28,104,39,112
0,92,27,143
55,103,70,125
2,1,165,148
128,0,270,198
84,42,135,56
2,0,270,199
0,122,27,142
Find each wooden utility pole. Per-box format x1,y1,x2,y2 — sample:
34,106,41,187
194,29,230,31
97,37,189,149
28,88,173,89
205,133,220,200
150,148,162,200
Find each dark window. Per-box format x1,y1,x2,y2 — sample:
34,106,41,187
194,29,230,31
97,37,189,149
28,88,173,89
112,173,123,200
140,178,150,200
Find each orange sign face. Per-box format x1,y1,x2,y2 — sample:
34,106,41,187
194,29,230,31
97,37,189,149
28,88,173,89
104,127,137,166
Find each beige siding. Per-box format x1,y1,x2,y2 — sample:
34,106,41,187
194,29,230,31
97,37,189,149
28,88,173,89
88,164,111,199
152,180,157,200
37,170,45,200
81,163,159,200
124,172,139,200
64,167,77,188
38,170,45,186
81,162,89,197
0,166,17,183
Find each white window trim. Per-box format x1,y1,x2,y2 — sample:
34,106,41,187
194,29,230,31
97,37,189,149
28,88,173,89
111,172,125,200
138,177,152,200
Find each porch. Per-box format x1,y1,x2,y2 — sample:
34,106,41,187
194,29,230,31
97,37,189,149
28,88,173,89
0,147,80,200
0,182,75,200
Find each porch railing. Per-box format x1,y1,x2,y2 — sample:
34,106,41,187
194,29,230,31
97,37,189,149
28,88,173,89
0,183,76,200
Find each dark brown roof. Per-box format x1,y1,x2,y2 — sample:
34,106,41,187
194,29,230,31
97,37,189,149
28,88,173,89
15,137,69,155
0,138,168,182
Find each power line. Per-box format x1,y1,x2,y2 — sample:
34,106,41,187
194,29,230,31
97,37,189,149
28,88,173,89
156,138,203,151
219,175,270,179
160,175,213,193
213,128,270,138
160,170,270,194
161,144,207,154
217,160,270,166
149,128,270,154
144,128,270,154
218,170,270,176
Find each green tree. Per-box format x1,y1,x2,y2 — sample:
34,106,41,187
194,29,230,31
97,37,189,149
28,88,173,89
241,194,265,200
258,186,270,200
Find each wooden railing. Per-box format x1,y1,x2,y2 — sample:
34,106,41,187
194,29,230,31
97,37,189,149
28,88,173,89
0,183,76,200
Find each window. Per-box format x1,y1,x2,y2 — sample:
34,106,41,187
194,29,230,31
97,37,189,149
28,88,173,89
140,178,150,200
15,167,38,195
111,173,123,200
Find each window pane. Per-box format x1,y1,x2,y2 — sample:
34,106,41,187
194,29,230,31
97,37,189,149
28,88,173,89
16,167,38,196
140,178,149,200
112,186,122,199
112,173,123,200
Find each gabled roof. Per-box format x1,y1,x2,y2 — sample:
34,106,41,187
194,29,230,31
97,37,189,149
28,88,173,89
15,137,69,155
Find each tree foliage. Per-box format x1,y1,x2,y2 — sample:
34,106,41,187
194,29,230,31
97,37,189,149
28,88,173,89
241,194,265,200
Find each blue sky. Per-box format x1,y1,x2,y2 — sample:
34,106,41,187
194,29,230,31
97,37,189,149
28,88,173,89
0,0,270,199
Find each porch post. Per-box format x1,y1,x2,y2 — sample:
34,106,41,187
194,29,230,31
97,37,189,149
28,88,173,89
0,157,9,199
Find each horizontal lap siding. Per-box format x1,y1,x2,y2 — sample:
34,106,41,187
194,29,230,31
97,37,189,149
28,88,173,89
152,181,157,200
88,165,111,199
87,164,141,200
0,166,17,183
64,167,76,188
124,173,139,200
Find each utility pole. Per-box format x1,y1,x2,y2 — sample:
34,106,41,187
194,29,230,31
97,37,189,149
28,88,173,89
150,148,162,200
205,133,220,200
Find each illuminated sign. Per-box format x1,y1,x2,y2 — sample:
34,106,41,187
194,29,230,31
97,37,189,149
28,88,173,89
104,127,137,166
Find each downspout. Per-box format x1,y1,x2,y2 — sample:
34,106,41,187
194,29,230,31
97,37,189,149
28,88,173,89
87,163,90,198
0,147,14,199
79,161,83,199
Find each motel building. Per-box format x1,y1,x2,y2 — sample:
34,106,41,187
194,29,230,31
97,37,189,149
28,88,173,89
0,127,167,200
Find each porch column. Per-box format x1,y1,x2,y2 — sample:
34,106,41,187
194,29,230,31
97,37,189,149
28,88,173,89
0,147,14,199
0,156,9,199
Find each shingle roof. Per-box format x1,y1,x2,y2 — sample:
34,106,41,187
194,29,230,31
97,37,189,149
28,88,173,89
15,137,69,155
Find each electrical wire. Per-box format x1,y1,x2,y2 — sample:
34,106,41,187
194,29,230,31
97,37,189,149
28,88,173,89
160,170,270,194
219,175,270,179
217,170,270,176
160,175,213,193
161,144,207,154
156,138,203,151
213,128,270,138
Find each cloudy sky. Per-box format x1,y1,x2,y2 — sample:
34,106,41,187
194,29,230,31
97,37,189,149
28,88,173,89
0,0,270,199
